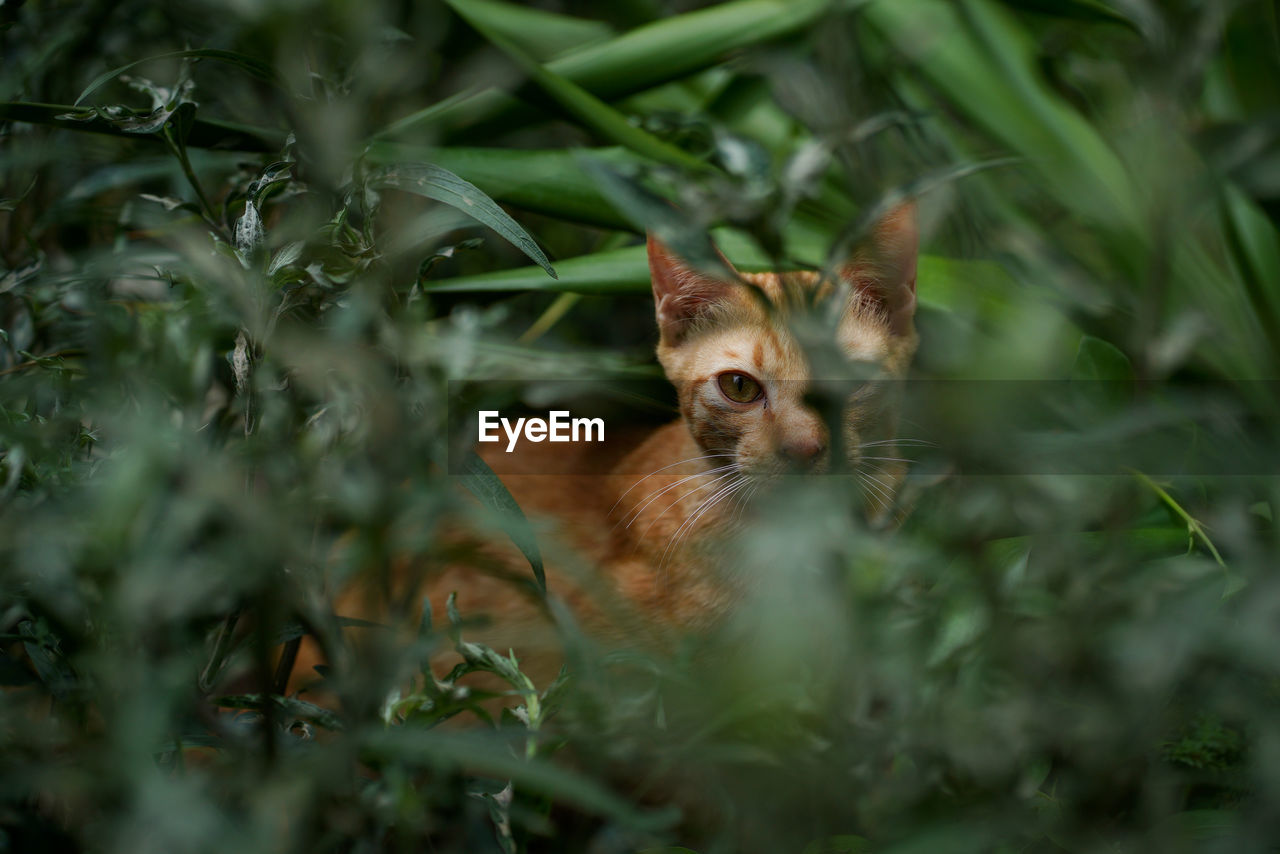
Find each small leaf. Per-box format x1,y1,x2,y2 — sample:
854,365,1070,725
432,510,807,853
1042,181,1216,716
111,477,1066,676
458,451,546,592
234,200,265,255
230,331,251,398
1072,335,1132,382
367,163,556,278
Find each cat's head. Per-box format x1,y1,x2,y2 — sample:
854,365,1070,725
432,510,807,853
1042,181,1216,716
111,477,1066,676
649,205,918,479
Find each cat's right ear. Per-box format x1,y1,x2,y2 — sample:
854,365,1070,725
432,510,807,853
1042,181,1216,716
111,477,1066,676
647,235,737,344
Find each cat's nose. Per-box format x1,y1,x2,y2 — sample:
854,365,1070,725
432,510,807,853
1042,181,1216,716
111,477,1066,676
780,437,825,467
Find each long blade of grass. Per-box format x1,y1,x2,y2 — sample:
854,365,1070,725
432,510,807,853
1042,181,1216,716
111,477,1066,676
383,0,837,140
1221,183,1280,368
368,143,637,229
447,0,614,61
445,0,710,171
427,245,651,295
368,162,556,278
863,0,1141,234
458,451,546,592
425,240,1012,317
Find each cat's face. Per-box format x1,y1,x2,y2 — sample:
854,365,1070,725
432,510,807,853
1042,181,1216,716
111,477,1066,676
649,206,918,480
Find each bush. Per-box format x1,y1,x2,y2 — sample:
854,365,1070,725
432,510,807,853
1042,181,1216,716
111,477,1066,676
2,0,1278,852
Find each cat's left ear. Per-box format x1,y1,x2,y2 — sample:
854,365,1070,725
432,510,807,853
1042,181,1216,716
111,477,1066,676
844,202,918,336
647,234,740,344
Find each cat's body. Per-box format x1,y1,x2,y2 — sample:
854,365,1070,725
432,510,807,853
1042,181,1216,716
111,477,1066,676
300,207,919,694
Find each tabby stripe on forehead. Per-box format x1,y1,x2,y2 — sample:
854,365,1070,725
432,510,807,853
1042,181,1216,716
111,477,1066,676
765,329,784,362
751,341,764,369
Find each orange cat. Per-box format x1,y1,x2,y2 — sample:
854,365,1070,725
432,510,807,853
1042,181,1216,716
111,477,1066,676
300,206,918,694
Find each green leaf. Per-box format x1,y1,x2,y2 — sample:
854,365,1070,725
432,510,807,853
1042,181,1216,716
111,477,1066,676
390,0,836,140
368,144,638,229
446,0,711,172
1071,335,1132,382
458,451,546,592
426,245,649,295
428,239,1006,321
862,0,1141,236
367,163,556,278
1221,183,1280,368
75,48,280,106
446,0,615,61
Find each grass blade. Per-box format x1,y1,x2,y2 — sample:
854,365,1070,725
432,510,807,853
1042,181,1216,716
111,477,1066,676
863,0,1141,234
458,451,546,592
446,0,614,61
445,0,710,171
368,162,556,278
385,0,836,140
427,245,651,295
1221,183,1280,368
368,143,638,229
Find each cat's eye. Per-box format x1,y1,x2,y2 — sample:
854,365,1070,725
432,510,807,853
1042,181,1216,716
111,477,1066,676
717,371,763,404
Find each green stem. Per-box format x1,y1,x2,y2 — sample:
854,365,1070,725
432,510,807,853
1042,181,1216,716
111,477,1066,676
1130,470,1226,568
163,127,220,232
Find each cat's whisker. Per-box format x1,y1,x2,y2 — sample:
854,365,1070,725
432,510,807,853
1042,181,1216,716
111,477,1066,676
621,464,738,530
608,452,737,516
636,468,739,543
858,471,898,511
660,484,730,567
659,475,748,572
728,479,756,523
689,476,747,532
858,459,905,480
858,455,915,465
858,438,934,448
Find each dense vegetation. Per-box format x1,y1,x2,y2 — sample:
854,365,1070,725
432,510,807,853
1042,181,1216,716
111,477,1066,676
2,0,1279,851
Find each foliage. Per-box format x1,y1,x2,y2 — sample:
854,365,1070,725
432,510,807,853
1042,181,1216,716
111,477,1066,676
1,0,1279,852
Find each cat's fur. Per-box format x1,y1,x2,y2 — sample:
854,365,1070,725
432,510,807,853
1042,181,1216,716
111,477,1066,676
299,205,918,691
